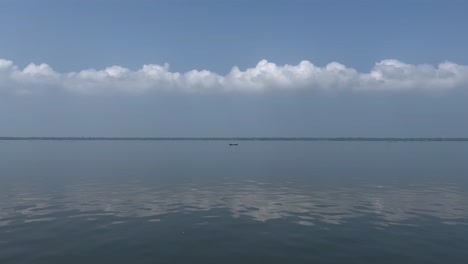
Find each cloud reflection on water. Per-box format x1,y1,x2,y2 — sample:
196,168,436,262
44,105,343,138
1,181,467,228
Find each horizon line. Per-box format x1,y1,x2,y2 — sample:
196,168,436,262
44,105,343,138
1,137,468,142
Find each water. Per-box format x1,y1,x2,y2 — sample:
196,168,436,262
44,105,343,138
0,140,467,263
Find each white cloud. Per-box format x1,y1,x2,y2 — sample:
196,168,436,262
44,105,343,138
1,58,467,94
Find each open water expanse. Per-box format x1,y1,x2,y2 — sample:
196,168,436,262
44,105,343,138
0,140,467,263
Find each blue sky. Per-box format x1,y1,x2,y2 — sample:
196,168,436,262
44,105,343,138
1,0,468,137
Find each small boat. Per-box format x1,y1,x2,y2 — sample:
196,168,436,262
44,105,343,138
229,143,238,146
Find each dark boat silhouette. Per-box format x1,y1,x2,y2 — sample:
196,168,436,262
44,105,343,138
229,143,238,146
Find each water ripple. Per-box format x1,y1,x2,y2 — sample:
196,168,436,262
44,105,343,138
1,181,467,228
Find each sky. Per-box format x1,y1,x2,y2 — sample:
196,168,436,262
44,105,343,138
1,0,468,137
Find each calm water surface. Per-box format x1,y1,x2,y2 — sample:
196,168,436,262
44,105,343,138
0,141,467,263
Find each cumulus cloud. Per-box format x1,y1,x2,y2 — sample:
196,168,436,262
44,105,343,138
1,58,467,94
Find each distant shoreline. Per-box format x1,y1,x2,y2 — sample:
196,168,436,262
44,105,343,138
1,137,468,141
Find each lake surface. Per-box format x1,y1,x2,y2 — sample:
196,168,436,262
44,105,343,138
1,140,467,263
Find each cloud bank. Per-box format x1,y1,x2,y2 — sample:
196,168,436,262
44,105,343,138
1,58,467,94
